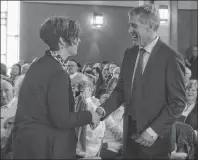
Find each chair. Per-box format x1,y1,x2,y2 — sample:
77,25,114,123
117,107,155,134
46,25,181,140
170,122,196,159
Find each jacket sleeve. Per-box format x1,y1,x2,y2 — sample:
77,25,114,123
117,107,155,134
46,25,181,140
150,52,186,137
47,70,92,130
101,49,128,120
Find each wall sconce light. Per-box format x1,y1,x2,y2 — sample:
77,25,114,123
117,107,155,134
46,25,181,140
159,5,169,24
92,12,103,28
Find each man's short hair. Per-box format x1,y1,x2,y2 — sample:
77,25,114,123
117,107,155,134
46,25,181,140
40,16,80,51
128,4,160,32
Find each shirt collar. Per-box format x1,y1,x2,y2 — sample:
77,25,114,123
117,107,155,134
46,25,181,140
141,36,159,54
70,72,78,79
46,50,67,69
1,97,17,109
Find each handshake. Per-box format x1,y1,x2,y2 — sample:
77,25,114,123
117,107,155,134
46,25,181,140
89,107,105,130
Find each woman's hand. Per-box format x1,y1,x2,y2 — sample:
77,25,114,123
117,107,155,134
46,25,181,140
99,94,110,104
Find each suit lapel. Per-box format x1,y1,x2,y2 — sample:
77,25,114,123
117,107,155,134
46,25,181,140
142,38,163,83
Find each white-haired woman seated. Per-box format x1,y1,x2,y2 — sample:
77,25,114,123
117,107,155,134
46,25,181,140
1,75,25,159
73,74,106,159
170,80,197,159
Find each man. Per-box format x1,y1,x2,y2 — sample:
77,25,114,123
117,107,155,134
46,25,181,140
94,4,186,159
12,16,100,159
1,80,15,148
66,59,79,79
109,62,118,77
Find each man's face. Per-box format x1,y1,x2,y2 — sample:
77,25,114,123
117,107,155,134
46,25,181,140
109,64,117,74
1,81,14,106
128,15,150,47
66,61,78,75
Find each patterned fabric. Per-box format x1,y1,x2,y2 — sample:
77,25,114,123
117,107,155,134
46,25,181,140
45,49,67,69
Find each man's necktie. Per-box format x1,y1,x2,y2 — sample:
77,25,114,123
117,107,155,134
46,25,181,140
129,48,146,118
136,48,146,75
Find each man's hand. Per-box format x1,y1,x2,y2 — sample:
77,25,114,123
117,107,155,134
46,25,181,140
135,130,156,147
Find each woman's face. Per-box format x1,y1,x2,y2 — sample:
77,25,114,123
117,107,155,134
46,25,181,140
84,66,92,73
102,64,110,78
186,87,197,103
11,65,20,76
67,37,81,56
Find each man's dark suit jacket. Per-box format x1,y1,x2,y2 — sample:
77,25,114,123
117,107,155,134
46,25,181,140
101,38,186,157
12,52,92,159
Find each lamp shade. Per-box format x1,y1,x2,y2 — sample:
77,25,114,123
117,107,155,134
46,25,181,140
159,5,169,24
92,12,103,27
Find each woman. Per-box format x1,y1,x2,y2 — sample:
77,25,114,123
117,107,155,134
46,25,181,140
9,63,21,86
171,80,197,159
82,63,92,74
102,63,111,84
75,75,106,158
12,16,99,159
92,67,106,99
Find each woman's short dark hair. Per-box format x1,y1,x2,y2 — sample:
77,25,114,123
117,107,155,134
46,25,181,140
40,16,80,51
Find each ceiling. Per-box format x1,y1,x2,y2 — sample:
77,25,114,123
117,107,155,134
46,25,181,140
25,1,139,7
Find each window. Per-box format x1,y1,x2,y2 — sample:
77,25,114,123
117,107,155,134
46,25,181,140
1,1,20,74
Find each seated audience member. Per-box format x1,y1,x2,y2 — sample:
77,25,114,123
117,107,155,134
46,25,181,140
179,80,197,136
66,59,79,79
93,63,102,70
1,75,25,158
109,62,118,77
8,63,21,86
1,63,9,81
82,63,92,74
17,60,26,67
101,61,109,70
92,67,107,99
170,80,197,159
98,93,124,159
21,63,30,75
185,45,198,79
75,75,105,158
84,70,96,85
1,63,8,77
107,75,119,94
185,67,192,85
1,80,14,148
112,67,120,78
102,64,111,84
